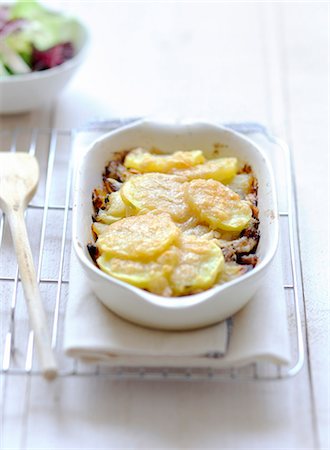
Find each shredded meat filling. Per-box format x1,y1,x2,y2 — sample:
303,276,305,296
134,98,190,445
103,150,131,182
87,243,99,263
218,188,259,267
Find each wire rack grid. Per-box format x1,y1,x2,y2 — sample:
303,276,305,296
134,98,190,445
0,120,305,381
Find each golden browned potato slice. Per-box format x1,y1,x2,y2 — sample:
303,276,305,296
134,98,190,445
121,173,190,222
96,212,179,260
172,157,237,182
185,179,252,231
98,235,223,296
124,148,205,173
97,246,179,296
97,254,172,295
169,235,224,296
96,191,127,224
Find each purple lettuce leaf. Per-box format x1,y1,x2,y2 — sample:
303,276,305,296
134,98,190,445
32,41,74,71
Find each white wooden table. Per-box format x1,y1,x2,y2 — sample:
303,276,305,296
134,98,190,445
1,2,329,449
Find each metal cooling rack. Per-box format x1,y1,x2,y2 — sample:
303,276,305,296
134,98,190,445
0,120,305,381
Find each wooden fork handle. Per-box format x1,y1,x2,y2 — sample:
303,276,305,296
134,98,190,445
7,207,58,380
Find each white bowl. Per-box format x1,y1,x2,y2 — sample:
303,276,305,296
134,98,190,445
72,120,279,330
0,20,88,114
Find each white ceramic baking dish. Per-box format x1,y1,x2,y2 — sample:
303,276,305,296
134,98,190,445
72,120,279,330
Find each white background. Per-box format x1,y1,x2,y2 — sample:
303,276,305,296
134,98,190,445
1,1,329,449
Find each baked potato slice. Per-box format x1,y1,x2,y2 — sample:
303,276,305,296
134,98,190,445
172,157,237,182
185,179,252,231
124,148,205,173
96,212,179,260
170,235,224,296
95,191,127,224
97,254,171,295
121,173,190,222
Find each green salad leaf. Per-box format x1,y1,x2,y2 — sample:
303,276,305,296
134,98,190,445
0,0,81,76
10,0,79,51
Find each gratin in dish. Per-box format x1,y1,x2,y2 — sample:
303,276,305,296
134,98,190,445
88,148,260,297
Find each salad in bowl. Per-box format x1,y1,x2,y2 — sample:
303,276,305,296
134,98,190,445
0,0,81,76
0,0,88,113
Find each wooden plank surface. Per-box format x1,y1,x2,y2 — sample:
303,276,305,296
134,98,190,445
278,4,329,448
0,2,328,449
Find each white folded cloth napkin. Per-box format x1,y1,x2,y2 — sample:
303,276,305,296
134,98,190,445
63,124,291,369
